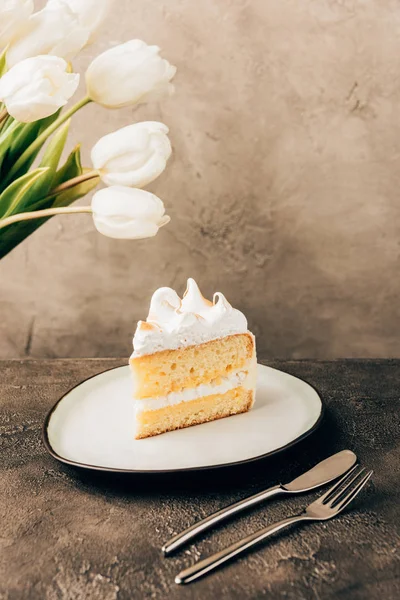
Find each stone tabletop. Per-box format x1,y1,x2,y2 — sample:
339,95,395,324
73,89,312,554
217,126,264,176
1,359,399,600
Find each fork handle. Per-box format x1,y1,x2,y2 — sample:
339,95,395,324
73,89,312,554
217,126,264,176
175,514,308,585
163,485,284,555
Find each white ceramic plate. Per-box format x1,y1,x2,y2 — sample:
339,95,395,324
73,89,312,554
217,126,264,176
43,364,323,473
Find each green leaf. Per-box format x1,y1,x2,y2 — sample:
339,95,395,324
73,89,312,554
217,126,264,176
0,47,7,78
0,183,63,260
0,187,65,260
39,119,70,173
0,115,15,132
51,144,83,188
28,119,70,202
0,168,49,219
7,121,41,161
52,171,100,208
0,120,25,172
0,109,62,188
0,173,100,260
0,136,98,259
0,219,41,260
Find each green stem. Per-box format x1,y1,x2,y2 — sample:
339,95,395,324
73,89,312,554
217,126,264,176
0,114,14,133
4,96,92,185
0,118,20,145
50,170,99,195
0,205,92,229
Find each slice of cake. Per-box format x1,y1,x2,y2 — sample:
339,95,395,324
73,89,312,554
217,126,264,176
130,279,256,439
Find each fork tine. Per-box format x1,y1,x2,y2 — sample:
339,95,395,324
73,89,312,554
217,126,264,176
325,466,367,507
332,469,373,512
315,464,361,506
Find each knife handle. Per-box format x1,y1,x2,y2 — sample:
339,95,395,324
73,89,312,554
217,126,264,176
175,514,307,584
162,484,284,555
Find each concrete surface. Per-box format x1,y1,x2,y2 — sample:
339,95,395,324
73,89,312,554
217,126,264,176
0,358,399,599
1,1,400,359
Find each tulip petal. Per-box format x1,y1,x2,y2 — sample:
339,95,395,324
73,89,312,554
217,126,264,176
91,186,169,239
6,3,89,67
0,56,79,122
48,0,113,44
92,186,166,221
93,215,160,239
86,39,176,108
91,121,171,188
0,0,33,48
158,215,171,228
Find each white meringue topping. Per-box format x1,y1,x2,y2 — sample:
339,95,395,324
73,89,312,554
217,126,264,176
132,278,248,356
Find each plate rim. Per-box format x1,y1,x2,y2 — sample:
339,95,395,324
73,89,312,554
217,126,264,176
42,364,325,474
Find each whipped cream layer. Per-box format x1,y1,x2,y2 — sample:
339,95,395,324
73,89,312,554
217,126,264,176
132,278,248,356
134,360,256,413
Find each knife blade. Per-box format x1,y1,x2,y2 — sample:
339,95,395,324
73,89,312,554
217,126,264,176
162,449,357,556
283,449,357,492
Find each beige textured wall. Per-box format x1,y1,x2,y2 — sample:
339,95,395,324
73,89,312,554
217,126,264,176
1,0,400,359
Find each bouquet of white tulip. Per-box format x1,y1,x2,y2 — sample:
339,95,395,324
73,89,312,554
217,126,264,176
0,0,176,260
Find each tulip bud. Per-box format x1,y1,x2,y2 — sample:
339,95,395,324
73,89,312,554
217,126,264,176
91,122,172,188
6,2,89,67
85,39,176,108
0,55,79,122
91,186,170,239
0,0,33,48
47,0,113,44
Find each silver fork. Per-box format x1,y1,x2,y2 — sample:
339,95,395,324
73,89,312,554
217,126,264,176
175,465,373,585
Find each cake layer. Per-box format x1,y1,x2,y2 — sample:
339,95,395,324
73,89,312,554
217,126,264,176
130,332,255,399
135,386,254,439
134,369,249,412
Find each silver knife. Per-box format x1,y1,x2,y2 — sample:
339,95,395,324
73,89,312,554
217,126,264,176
162,449,357,556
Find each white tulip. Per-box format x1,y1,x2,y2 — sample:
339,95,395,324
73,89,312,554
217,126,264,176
0,55,79,122
91,122,172,188
47,0,113,43
6,1,89,67
0,0,33,49
91,186,170,239
86,39,176,108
